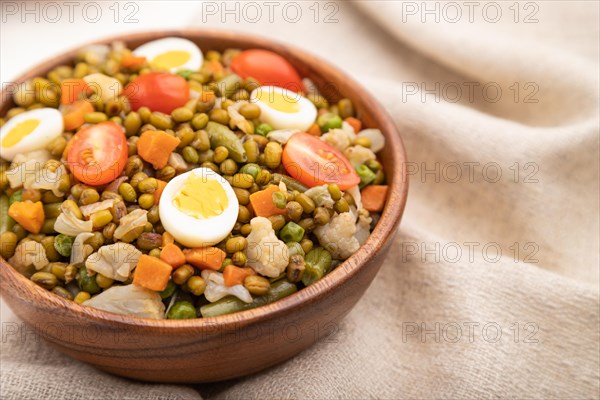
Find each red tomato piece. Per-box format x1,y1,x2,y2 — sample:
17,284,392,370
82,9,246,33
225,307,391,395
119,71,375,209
67,122,128,186
282,133,360,190
122,72,189,114
230,49,304,92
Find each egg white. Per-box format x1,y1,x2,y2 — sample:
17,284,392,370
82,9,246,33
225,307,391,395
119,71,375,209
250,86,317,131
0,108,63,161
132,37,203,73
159,167,238,248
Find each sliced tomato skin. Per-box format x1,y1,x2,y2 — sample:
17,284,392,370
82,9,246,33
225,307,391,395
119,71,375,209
230,49,304,93
67,122,128,186
122,72,189,114
282,133,360,190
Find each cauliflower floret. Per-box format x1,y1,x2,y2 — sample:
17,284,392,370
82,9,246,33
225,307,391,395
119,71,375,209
201,270,253,303
305,185,334,208
321,128,352,151
355,208,373,246
245,217,289,278
314,212,360,259
343,145,376,168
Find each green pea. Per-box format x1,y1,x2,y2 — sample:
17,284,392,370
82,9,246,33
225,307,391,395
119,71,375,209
334,198,350,214
243,140,259,163
213,146,229,164
337,98,355,119
171,107,194,122
220,159,238,176
167,301,197,319
54,234,74,257
84,112,108,124
239,163,261,180
209,109,230,125
191,113,209,130
0,231,18,259
233,187,250,205
272,191,287,209
124,111,142,137
317,113,342,133
138,178,158,194
160,281,177,299
149,112,173,130
119,182,137,203
256,123,273,136
264,142,282,169
231,173,254,189
239,103,261,119
78,268,101,295
327,184,342,201
280,222,305,243
138,194,155,210
179,146,198,164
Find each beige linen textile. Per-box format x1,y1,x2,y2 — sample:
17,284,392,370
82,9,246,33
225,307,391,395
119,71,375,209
1,1,599,399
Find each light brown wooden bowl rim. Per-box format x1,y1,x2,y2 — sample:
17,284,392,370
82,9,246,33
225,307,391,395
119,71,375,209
0,29,408,332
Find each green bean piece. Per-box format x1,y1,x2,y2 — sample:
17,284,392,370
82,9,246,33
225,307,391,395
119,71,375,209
272,191,287,209
255,123,273,137
373,170,385,185
200,279,298,318
280,222,305,243
0,195,15,234
54,234,75,257
159,281,177,299
216,73,243,98
302,247,333,286
9,190,22,205
272,173,308,192
205,122,247,163
355,165,377,188
78,267,101,294
167,301,197,319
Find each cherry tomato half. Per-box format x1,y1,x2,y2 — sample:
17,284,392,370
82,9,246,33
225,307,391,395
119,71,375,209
282,132,360,190
67,122,128,186
122,72,189,114
230,49,304,92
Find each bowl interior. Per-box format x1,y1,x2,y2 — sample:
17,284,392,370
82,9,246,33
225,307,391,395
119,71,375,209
0,29,408,331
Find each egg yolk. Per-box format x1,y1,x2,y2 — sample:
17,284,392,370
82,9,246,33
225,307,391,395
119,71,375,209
256,89,300,113
2,119,40,148
152,51,191,70
173,174,228,219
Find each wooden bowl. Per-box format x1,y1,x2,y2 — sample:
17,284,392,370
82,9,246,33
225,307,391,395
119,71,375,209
0,30,408,383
